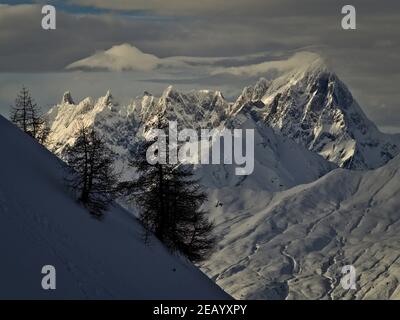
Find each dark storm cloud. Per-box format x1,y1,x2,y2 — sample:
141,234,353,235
67,0,399,17
0,4,192,72
0,1,399,132
1,2,399,69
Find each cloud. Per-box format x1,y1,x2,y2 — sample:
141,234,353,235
211,51,322,77
67,43,162,71
65,43,226,71
66,43,276,72
67,0,400,17
66,46,328,95
68,0,295,16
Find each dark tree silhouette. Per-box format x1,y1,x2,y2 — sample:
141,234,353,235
64,124,119,218
10,86,50,145
123,139,215,262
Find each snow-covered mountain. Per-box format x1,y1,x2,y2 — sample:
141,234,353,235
46,85,335,191
43,55,400,300
202,154,400,300
230,58,400,169
47,56,400,172
0,115,229,299
196,107,335,191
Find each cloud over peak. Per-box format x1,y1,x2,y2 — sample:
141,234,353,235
211,51,323,77
66,43,161,71
66,43,324,79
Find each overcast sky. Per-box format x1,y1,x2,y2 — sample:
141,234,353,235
0,0,399,133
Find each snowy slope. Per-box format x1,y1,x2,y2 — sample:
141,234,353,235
196,108,335,191
201,155,400,300
0,115,229,299
230,57,400,169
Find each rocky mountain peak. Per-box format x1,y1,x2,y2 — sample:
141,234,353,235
61,91,75,105
46,58,399,170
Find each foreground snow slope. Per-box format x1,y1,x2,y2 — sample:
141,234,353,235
0,116,229,299
202,155,400,299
